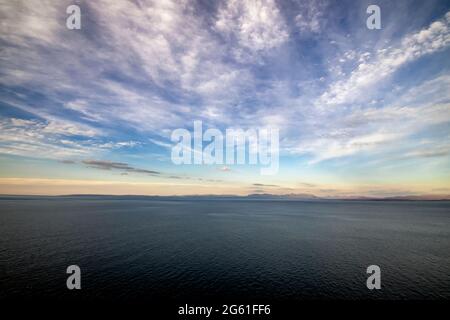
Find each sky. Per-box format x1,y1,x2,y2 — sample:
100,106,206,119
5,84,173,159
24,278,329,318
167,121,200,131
0,0,449,197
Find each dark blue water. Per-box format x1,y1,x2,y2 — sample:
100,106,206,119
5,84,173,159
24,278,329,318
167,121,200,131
1,197,449,301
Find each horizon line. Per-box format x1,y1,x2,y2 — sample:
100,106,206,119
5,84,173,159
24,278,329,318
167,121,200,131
1,193,449,201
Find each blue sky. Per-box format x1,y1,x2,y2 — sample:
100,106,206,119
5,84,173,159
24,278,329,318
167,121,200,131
0,0,449,197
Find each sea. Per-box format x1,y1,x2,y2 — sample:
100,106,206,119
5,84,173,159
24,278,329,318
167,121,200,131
1,196,449,303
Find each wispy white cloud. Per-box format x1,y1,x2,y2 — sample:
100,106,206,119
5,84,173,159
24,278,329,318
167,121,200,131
0,118,137,159
318,12,450,106
277,61,450,164
0,0,449,190
215,0,288,62
294,0,326,33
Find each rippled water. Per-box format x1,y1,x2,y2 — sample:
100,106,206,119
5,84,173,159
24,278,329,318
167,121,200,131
1,197,449,301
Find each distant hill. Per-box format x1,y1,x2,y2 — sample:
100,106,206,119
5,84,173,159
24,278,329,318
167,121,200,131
1,193,449,201
246,193,318,200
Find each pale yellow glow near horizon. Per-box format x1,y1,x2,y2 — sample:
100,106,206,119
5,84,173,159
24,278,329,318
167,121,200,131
0,178,249,196
0,178,448,198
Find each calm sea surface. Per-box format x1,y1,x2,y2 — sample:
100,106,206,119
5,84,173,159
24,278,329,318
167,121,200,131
1,197,449,301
